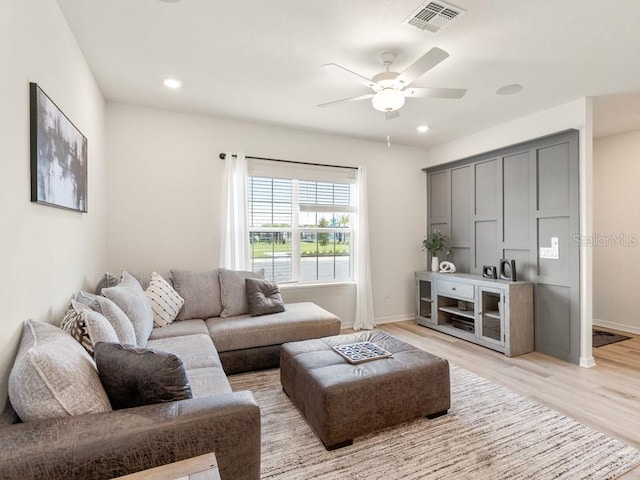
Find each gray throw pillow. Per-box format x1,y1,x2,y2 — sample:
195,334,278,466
219,268,265,317
245,278,286,317
94,342,192,410
102,272,154,347
82,310,120,347
89,296,137,346
96,272,120,293
8,320,112,422
171,269,222,320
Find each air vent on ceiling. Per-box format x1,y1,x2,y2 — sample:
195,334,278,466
403,1,465,33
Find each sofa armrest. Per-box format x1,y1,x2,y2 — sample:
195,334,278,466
0,391,260,480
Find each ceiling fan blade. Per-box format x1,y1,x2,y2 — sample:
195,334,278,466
385,111,400,120
404,87,467,99
322,63,376,89
317,94,374,108
395,47,450,88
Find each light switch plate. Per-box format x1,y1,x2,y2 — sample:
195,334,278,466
540,237,559,259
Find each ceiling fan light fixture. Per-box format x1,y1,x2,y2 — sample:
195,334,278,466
372,88,405,112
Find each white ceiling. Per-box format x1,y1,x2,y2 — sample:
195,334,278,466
56,0,640,148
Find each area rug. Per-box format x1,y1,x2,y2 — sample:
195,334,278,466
593,329,631,348
229,365,640,480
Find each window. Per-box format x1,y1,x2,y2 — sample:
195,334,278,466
247,169,355,284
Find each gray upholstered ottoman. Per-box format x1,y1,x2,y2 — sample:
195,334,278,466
280,330,450,450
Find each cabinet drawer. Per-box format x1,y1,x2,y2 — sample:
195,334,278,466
437,280,475,300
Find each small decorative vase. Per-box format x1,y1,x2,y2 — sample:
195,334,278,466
431,256,440,272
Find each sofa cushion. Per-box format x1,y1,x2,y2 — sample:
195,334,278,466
149,319,209,341
219,268,265,318
130,271,173,291
171,269,222,320
60,299,93,354
8,320,112,422
89,296,137,345
102,271,154,347
145,272,185,328
245,278,285,317
206,302,341,352
184,366,232,398
147,333,221,371
94,342,192,410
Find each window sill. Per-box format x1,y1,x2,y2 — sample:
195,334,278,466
279,281,356,292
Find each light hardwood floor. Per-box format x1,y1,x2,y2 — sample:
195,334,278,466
373,321,640,479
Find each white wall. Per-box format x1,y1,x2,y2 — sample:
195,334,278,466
105,103,428,326
593,130,640,334
422,98,595,367
0,0,107,407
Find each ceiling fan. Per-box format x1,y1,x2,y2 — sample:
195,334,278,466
318,47,466,119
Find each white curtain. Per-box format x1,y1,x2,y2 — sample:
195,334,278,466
353,166,375,330
219,152,251,270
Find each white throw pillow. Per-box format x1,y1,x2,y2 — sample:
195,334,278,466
145,271,185,327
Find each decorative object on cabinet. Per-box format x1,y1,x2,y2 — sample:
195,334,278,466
423,230,449,272
499,259,517,281
439,261,456,273
415,271,533,357
482,266,497,279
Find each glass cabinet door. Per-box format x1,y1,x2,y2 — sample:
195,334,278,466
479,287,505,346
416,278,435,326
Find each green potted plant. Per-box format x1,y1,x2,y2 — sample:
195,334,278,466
422,230,449,272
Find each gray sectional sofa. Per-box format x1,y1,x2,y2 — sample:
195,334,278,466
0,268,341,480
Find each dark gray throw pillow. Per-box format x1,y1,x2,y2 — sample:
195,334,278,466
245,278,286,317
94,342,192,410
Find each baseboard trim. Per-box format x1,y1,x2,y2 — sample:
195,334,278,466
342,314,414,330
579,356,596,368
593,318,640,335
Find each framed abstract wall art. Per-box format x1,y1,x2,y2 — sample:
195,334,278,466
30,82,87,212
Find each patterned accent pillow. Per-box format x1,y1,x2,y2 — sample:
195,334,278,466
171,269,223,320
89,296,137,346
94,342,192,410
219,268,265,317
145,272,185,327
102,271,154,347
8,320,112,422
60,299,93,354
245,278,286,317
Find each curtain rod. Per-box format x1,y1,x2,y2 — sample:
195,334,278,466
218,152,358,171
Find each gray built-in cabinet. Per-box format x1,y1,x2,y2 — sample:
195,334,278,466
425,130,580,363
415,271,534,357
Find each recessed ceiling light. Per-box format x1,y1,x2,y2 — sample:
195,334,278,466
163,78,183,89
158,0,182,3
496,84,524,96
417,125,430,133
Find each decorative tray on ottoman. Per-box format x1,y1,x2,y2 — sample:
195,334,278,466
332,342,392,364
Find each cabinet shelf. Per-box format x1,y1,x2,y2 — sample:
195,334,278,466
438,305,474,320
420,297,432,303
483,310,500,319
